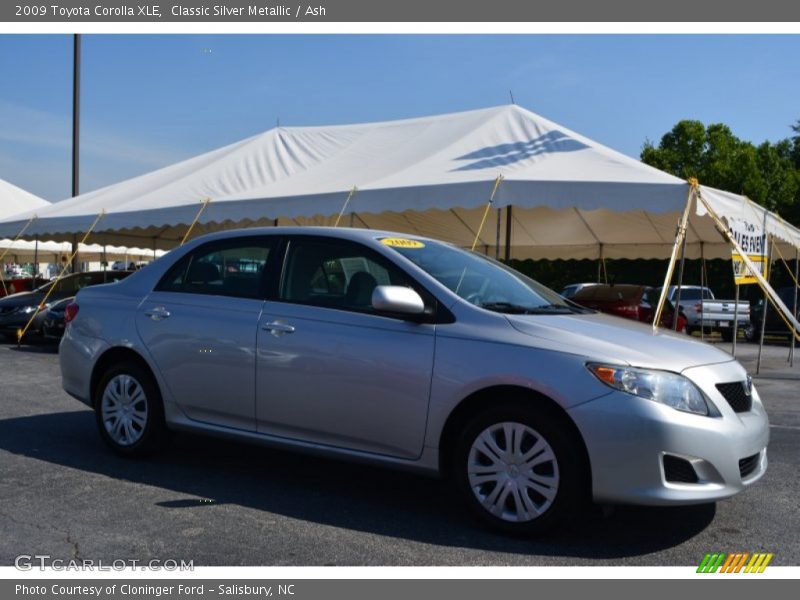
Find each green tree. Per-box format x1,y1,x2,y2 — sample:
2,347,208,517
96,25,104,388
641,120,800,225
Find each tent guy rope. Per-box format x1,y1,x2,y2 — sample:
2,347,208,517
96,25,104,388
17,210,105,344
180,198,211,246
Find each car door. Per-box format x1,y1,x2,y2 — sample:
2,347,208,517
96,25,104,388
136,236,276,431
255,236,436,459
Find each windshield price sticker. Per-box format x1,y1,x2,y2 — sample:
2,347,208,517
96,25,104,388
380,238,425,249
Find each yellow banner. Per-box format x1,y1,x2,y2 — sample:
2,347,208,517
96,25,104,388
732,253,768,285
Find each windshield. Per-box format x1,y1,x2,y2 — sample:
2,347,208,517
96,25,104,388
381,237,584,314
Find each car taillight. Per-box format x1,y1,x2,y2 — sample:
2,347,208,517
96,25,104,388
64,303,79,324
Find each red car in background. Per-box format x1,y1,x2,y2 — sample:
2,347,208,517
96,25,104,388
571,284,688,333
0,277,49,298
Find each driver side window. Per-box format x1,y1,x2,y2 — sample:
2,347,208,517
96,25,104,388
280,238,414,314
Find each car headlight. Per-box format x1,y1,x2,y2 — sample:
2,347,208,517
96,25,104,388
20,305,37,314
587,363,709,416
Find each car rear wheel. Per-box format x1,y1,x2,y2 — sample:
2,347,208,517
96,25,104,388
452,403,583,536
95,361,168,457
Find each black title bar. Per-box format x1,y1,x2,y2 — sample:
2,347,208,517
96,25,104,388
3,0,800,22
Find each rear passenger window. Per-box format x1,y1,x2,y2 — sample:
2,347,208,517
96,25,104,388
157,239,273,299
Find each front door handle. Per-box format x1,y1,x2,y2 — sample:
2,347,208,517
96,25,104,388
263,321,296,337
144,306,171,321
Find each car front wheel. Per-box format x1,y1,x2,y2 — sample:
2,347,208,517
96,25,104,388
95,361,167,456
452,403,584,536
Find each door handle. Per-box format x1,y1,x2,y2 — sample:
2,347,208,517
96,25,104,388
263,321,296,336
144,306,171,321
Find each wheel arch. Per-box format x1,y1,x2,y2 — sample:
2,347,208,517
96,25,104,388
437,385,592,496
90,346,158,409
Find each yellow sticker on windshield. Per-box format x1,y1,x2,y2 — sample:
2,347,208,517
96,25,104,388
380,238,425,249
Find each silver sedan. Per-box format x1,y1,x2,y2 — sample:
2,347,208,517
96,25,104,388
59,228,769,535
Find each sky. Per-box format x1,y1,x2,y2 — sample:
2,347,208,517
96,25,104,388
1,34,799,202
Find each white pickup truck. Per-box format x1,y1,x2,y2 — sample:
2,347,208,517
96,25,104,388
658,286,750,341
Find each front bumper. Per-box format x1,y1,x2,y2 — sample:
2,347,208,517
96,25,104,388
569,360,769,505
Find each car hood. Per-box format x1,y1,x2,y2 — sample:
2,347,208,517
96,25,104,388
506,311,734,373
0,291,43,309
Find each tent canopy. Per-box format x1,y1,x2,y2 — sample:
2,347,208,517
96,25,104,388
0,178,163,263
0,178,50,220
1,105,798,259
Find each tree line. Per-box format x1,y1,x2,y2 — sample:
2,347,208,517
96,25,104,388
641,119,800,226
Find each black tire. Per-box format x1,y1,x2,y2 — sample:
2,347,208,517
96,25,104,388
452,401,585,536
744,324,761,344
94,361,168,457
720,328,734,343
686,327,697,336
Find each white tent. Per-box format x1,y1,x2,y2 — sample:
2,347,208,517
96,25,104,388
0,178,163,264
0,105,798,260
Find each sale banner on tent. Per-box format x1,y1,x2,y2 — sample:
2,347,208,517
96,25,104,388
729,216,768,285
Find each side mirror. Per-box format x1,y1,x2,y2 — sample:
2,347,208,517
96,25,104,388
371,285,425,316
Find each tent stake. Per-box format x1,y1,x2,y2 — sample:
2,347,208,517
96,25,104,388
180,198,211,246
17,210,105,345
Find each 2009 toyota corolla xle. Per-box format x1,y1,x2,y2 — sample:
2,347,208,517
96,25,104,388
60,227,769,535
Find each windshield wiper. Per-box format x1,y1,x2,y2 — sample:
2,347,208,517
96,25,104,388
478,301,576,315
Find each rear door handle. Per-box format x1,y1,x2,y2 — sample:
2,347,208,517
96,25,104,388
144,306,171,321
263,321,296,336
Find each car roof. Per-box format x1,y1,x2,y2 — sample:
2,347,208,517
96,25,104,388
185,226,432,247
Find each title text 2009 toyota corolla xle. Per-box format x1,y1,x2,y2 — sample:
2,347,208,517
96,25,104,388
60,228,768,535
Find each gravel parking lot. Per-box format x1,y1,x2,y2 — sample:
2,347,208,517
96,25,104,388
0,337,798,566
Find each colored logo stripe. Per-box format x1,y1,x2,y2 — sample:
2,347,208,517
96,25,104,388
698,552,773,573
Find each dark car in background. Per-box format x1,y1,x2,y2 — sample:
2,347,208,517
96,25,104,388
0,276,49,298
571,284,687,332
747,286,800,343
42,296,76,341
0,271,133,341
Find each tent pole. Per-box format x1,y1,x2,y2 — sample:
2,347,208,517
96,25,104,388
700,242,705,342
33,235,39,282
791,248,798,367
672,230,688,331
732,284,740,358
756,239,773,375
653,182,696,332
597,244,602,283
504,205,512,261
71,235,78,273
495,207,501,260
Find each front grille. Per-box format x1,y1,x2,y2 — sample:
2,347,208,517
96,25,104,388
716,381,752,413
739,453,760,479
663,455,699,484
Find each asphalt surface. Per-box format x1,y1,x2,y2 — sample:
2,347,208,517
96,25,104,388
0,337,798,566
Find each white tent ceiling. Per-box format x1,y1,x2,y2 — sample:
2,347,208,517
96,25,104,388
1,106,798,260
